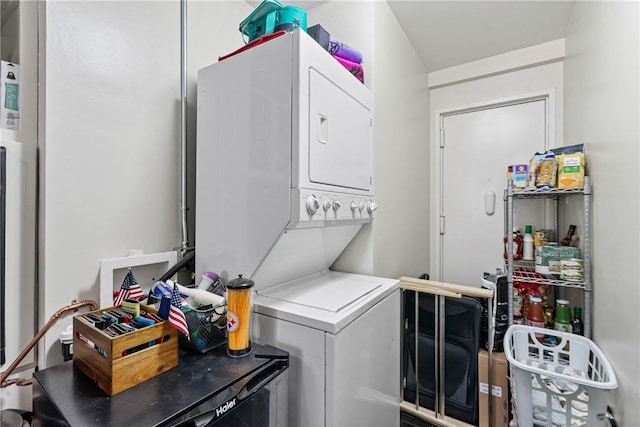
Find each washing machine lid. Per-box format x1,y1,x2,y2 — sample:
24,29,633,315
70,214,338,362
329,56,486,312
254,270,399,334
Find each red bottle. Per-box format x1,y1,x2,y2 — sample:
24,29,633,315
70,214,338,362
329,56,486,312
503,228,523,261
526,295,546,338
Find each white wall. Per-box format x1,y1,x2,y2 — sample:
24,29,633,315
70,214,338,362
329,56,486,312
563,1,639,422
40,0,180,367
311,1,430,279
38,1,250,368
369,1,429,279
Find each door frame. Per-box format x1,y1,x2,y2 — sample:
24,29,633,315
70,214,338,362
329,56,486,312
430,90,556,282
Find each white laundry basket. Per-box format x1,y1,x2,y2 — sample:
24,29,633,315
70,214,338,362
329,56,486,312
504,325,617,427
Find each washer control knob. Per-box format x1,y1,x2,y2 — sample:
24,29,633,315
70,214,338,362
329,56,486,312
323,199,331,212
306,195,320,215
367,201,378,214
350,201,357,211
332,200,341,211
358,202,365,212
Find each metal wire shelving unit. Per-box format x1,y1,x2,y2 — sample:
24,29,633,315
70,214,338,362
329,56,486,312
505,176,592,338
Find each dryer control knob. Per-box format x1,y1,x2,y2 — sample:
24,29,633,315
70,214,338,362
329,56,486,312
306,195,320,215
323,199,331,212
350,201,357,211
358,202,365,212
367,201,378,214
332,200,341,211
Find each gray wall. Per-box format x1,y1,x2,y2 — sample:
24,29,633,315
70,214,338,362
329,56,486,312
563,1,639,422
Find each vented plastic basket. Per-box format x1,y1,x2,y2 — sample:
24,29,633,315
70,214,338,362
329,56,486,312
179,304,227,353
504,325,617,427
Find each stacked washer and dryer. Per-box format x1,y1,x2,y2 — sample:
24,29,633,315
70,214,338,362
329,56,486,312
196,30,400,426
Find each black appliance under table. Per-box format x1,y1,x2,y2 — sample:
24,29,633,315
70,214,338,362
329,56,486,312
32,343,289,427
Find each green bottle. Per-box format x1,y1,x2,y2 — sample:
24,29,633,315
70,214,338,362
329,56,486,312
554,299,572,333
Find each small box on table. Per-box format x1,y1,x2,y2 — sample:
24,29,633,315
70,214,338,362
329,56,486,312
72,304,178,396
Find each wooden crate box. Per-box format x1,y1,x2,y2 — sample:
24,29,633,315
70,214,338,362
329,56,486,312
72,304,178,396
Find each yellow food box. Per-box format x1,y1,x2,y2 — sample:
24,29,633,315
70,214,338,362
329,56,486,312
557,152,585,188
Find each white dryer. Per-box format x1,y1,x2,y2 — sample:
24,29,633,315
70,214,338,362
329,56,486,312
196,30,399,426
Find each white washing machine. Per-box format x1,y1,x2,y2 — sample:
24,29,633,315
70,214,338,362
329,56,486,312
196,30,400,426
253,271,399,427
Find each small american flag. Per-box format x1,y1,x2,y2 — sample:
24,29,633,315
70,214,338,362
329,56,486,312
113,269,146,306
169,284,190,339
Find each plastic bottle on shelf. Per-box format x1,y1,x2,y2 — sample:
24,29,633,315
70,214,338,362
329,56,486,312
523,225,534,261
503,228,523,261
512,285,523,319
553,299,572,333
525,295,545,338
571,306,584,336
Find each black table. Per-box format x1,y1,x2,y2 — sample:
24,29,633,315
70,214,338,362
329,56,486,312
32,344,288,427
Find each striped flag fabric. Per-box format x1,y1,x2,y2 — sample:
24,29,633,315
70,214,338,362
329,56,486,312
113,269,146,306
169,284,190,340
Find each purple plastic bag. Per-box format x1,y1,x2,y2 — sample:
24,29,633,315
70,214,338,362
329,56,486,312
332,54,364,83
329,37,363,64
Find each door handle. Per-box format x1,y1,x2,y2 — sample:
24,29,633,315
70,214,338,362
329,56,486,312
318,114,328,144
237,359,288,400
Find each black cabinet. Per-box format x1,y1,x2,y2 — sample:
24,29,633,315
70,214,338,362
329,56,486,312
32,344,288,427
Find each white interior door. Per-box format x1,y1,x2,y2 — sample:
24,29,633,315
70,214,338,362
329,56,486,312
438,99,549,286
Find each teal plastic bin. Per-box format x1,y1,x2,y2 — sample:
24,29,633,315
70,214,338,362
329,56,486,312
239,0,306,43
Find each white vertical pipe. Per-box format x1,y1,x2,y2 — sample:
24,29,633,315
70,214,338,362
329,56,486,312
179,0,189,252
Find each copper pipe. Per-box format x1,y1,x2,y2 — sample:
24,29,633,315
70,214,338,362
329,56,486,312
0,299,97,387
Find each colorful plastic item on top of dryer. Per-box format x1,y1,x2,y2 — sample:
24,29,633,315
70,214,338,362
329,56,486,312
329,37,363,64
239,0,307,44
332,55,364,83
274,6,307,34
239,0,284,43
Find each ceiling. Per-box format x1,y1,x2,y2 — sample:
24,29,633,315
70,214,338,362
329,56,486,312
250,0,576,72
386,1,576,72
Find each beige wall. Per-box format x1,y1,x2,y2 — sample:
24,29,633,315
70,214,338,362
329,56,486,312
563,1,640,422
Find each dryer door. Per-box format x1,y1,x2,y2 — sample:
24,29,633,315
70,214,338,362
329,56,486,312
308,69,372,191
